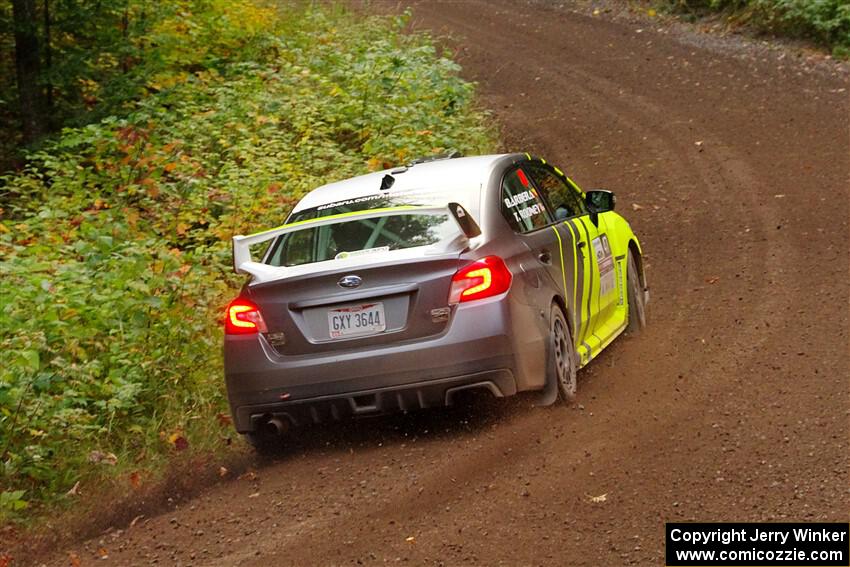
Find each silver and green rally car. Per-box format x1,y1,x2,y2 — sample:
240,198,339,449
225,153,648,450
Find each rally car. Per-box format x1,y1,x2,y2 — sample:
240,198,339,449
224,153,648,451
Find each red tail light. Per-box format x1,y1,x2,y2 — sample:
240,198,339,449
225,298,268,335
449,256,512,304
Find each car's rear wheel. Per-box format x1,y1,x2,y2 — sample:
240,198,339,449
626,251,647,334
550,305,577,403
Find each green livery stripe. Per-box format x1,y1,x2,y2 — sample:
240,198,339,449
566,176,586,198
562,220,580,343
551,226,568,299
576,217,594,344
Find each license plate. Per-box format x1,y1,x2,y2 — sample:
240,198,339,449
328,302,386,339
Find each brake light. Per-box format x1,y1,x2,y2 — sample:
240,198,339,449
225,298,268,334
449,256,512,304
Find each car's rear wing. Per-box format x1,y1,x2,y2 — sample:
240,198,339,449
232,203,480,277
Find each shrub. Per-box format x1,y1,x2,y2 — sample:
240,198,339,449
0,1,495,519
661,0,850,51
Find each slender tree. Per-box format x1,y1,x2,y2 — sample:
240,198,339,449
12,0,48,143
43,0,53,119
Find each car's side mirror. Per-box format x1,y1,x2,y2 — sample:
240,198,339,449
586,190,615,214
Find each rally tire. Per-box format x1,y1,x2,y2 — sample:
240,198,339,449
550,305,577,403
626,252,647,334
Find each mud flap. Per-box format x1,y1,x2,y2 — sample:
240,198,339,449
534,372,559,406
533,333,559,407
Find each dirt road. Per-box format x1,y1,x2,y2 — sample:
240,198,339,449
30,1,849,565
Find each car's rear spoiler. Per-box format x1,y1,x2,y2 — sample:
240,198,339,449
232,203,480,276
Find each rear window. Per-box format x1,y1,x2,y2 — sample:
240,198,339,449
264,212,458,267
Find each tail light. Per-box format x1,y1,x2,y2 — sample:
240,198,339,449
449,256,512,304
225,298,268,335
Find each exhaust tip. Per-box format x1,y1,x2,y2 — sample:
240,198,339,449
264,416,289,437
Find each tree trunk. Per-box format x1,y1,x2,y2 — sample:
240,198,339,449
12,0,48,143
43,0,53,121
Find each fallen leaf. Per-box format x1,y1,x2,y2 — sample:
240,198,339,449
69,551,81,567
88,450,118,465
0,553,12,567
129,514,144,528
173,436,189,451
705,276,720,284
98,547,109,559
219,466,229,478
238,471,257,481
631,203,644,211
129,471,142,488
589,493,608,503
216,412,233,426
124,208,140,227
405,536,416,543
66,481,81,497
647,8,657,16
248,492,260,498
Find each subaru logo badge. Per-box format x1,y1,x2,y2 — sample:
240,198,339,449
338,275,362,289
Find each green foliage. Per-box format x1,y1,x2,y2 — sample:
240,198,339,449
0,0,495,519
662,0,850,51
0,490,28,515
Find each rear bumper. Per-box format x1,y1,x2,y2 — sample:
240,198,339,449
224,298,518,432
235,369,515,430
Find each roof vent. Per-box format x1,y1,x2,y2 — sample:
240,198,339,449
380,174,395,190
407,150,463,167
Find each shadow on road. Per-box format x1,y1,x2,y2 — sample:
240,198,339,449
253,390,543,463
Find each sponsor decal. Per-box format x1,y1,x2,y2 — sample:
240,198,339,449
593,234,616,297
335,247,389,260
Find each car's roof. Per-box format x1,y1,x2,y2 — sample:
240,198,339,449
291,154,512,213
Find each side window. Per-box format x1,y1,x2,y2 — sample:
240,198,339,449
501,167,552,233
526,163,587,220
